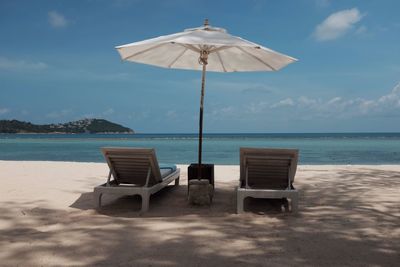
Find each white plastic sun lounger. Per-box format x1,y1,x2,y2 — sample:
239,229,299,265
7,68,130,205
236,147,299,214
94,147,180,212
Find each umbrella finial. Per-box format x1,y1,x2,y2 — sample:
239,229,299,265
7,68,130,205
204,19,209,27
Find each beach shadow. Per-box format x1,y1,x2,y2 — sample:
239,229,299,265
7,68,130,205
70,182,293,218
2,166,400,266
243,197,291,214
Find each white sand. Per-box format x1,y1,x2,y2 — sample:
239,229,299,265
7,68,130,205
0,161,399,266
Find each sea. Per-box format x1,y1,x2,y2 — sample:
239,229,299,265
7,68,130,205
1,133,400,165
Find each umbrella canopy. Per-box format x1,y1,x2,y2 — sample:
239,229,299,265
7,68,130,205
116,20,297,178
116,21,297,72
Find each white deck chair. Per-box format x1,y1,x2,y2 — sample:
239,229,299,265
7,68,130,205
94,147,180,212
237,148,299,213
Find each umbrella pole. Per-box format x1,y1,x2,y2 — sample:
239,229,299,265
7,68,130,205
198,63,207,180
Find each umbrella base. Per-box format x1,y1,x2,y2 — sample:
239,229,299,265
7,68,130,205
188,179,213,205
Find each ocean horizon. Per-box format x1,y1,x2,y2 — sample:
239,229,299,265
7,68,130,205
1,132,400,165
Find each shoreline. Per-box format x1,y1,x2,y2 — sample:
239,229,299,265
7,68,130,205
1,159,399,167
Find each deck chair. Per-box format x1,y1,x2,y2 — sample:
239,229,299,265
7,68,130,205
237,147,299,214
94,147,180,212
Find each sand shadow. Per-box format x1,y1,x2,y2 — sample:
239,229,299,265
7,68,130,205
2,167,400,266
70,184,292,218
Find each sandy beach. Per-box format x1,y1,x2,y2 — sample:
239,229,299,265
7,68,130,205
0,160,399,266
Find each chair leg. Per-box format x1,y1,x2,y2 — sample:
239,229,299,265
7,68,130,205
291,194,298,213
141,193,150,213
282,198,289,211
175,176,180,186
237,191,245,214
94,191,103,209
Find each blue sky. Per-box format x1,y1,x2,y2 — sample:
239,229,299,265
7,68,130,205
0,0,399,133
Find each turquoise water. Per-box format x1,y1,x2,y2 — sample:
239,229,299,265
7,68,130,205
1,133,400,164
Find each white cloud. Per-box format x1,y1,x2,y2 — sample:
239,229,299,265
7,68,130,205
338,83,400,116
0,57,47,71
314,8,364,41
270,98,294,108
298,96,318,108
0,108,10,115
359,100,376,114
48,11,68,28
326,97,342,105
250,82,400,119
376,83,400,108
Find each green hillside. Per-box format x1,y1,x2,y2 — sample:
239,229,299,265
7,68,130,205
0,119,134,134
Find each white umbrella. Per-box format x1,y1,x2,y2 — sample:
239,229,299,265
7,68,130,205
116,19,297,176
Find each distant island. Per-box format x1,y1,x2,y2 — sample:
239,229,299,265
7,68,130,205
0,119,134,134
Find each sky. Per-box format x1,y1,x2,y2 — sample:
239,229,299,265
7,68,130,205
0,0,400,133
